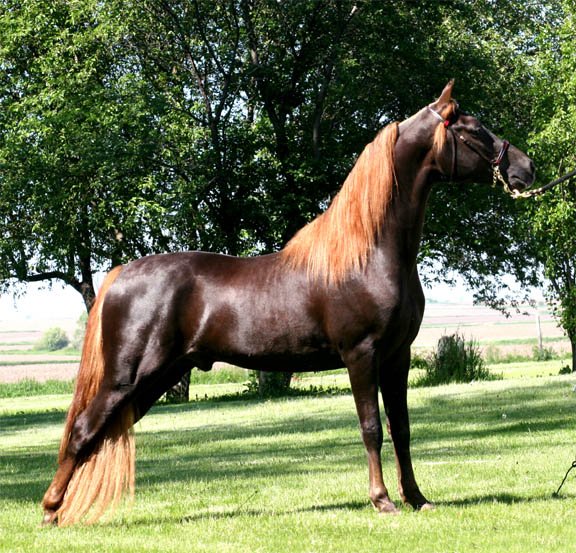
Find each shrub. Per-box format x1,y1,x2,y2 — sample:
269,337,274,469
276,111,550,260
532,345,555,361
71,312,88,350
410,352,430,371
418,332,494,386
559,364,572,375
35,327,69,351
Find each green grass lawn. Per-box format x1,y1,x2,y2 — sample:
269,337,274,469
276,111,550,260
1,374,575,553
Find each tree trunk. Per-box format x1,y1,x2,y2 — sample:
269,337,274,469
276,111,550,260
258,370,292,397
571,335,576,373
79,281,96,312
165,371,191,403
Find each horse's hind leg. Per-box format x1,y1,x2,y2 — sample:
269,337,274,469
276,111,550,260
42,458,76,524
346,347,399,514
380,348,432,510
43,337,185,525
42,384,134,524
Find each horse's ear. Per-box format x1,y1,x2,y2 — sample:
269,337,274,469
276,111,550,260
433,79,455,107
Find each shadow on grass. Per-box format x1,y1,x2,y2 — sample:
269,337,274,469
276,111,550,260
135,407,361,488
1,403,362,505
0,408,66,431
181,499,371,522
409,379,575,443
106,500,371,528
439,490,575,508
107,492,576,529
0,450,59,501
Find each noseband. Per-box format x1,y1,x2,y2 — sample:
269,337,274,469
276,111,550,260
427,106,514,196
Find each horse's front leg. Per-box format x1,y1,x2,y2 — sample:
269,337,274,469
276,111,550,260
380,348,432,510
346,347,399,514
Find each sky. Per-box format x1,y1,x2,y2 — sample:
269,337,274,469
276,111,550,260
0,282,86,323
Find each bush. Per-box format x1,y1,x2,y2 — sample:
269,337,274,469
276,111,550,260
418,332,494,386
410,352,430,371
559,364,572,375
71,312,88,350
35,327,69,351
532,345,555,361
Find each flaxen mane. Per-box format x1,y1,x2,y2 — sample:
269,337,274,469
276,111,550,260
282,122,399,284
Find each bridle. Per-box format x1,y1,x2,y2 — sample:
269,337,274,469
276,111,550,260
427,106,514,195
427,105,576,199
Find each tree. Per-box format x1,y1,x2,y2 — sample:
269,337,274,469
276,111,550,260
526,1,576,371
0,1,174,309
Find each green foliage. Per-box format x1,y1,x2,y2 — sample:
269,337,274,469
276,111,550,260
418,332,494,386
34,327,69,352
483,344,506,365
244,370,293,398
532,345,556,362
0,378,74,399
2,0,574,383
410,352,431,371
525,0,576,370
71,311,88,351
0,0,561,309
483,343,553,365
188,365,248,385
558,364,572,375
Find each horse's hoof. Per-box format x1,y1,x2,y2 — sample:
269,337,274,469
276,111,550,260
373,498,401,515
418,502,435,512
378,505,401,515
41,511,58,527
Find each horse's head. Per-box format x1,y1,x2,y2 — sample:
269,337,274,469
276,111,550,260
426,80,535,196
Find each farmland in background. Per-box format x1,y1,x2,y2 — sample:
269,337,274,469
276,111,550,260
414,302,569,358
0,317,79,383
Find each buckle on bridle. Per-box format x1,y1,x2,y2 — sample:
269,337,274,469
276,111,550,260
493,140,510,167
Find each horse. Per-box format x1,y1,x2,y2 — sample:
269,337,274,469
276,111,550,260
42,81,535,526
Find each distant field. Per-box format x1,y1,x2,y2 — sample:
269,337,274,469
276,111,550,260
0,303,570,384
0,317,80,383
414,302,569,358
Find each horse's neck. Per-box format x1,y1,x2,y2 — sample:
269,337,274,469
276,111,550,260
373,151,434,276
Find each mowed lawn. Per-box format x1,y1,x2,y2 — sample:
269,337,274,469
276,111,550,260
1,375,575,553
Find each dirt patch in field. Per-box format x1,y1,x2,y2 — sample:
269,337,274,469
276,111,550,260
0,324,80,383
0,363,78,383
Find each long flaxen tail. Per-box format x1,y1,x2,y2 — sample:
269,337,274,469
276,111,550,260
54,266,136,526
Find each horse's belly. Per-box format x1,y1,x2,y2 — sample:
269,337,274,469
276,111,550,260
215,349,343,373
188,300,341,371
226,322,341,371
